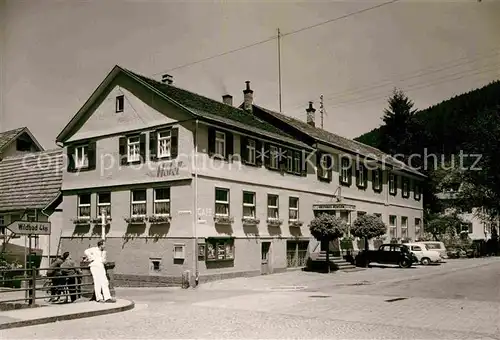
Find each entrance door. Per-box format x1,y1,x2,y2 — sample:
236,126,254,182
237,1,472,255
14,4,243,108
261,242,271,275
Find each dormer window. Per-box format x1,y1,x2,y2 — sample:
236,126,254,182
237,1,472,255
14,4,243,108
414,182,421,201
157,130,171,158
402,177,410,198
215,131,226,158
389,173,397,195
116,95,124,113
246,139,256,164
74,145,89,169
356,165,367,188
127,136,141,162
372,169,382,192
269,146,279,169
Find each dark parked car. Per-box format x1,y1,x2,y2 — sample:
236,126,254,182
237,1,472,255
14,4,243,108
355,243,416,268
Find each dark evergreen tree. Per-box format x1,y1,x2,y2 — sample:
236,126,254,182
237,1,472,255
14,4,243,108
378,88,418,160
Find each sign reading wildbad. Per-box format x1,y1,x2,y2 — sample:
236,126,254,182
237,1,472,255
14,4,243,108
7,221,51,235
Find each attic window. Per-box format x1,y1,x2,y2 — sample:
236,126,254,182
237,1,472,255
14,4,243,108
16,138,32,152
116,95,124,113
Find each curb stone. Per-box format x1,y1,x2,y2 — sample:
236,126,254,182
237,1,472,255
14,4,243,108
0,300,135,330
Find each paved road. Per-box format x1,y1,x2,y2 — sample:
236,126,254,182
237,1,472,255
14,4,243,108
1,258,500,339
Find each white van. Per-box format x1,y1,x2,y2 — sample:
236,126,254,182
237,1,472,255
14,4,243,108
416,241,447,259
405,243,442,265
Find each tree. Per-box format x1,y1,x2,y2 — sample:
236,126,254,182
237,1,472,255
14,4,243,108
309,213,348,273
351,214,387,250
424,212,464,241
457,107,500,220
378,88,418,158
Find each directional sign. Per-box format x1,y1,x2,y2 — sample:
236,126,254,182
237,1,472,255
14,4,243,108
6,220,51,235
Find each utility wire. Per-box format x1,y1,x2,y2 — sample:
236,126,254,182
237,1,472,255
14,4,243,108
326,64,500,110
287,47,500,111
152,0,400,76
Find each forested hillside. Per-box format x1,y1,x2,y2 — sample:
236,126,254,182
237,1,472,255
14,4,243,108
356,80,500,156
355,80,500,220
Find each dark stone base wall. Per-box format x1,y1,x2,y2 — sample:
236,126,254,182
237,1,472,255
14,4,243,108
113,268,288,287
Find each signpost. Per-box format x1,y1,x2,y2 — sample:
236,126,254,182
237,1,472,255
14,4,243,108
5,220,51,303
6,220,51,235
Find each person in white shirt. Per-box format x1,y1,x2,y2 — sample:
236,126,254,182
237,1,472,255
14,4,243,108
84,240,115,303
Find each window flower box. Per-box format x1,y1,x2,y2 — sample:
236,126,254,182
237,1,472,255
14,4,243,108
214,215,234,225
90,217,112,224
148,215,171,224
267,218,283,227
72,217,91,225
289,220,303,227
124,215,147,224
242,217,260,225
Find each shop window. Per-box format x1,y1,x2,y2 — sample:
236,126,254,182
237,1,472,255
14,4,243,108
206,238,234,261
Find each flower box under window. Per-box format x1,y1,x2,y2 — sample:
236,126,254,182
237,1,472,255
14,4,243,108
214,215,234,225
72,217,91,225
125,215,147,224
267,218,283,227
90,217,112,224
148,214,171,224
242,217,260,225
289,220,303,227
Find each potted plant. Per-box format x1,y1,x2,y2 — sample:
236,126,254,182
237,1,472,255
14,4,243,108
148,215,171,224
289,220,304,227
267,218,283,227
72,217,91,225
214,215,234,225
124,215,147,224
242,217,260,225
90,217,112,224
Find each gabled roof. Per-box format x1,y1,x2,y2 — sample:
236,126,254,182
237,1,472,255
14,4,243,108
0,149,63,213
251,104,425,178
56,65,311,149
0,127,44,155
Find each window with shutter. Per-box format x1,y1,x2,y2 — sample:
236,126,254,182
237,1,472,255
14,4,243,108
255,140,263,167
372,169,382,192
208,127,216,156
67,145,76,172
171,128,179,159
119,137,127,165
225,132,233,160
150,131,158,161
87,141,96,170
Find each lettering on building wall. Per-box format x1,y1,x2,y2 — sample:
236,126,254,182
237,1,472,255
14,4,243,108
312,203,356,211
156,160,184,177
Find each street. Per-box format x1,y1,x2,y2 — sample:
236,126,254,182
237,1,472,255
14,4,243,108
1,258,500,339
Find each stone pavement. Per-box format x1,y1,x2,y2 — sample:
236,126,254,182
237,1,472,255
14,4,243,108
198,257,500,292
1,258,499,339
0,299,134,330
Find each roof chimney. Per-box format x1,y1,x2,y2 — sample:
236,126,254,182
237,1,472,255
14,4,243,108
161,74,173,85
222,94,233,106
243,81,253,112
306,101,316,127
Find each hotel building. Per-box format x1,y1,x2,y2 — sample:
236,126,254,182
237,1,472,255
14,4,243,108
56,66,425,285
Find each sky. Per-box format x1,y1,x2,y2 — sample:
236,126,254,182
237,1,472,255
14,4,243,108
1,0,499,149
